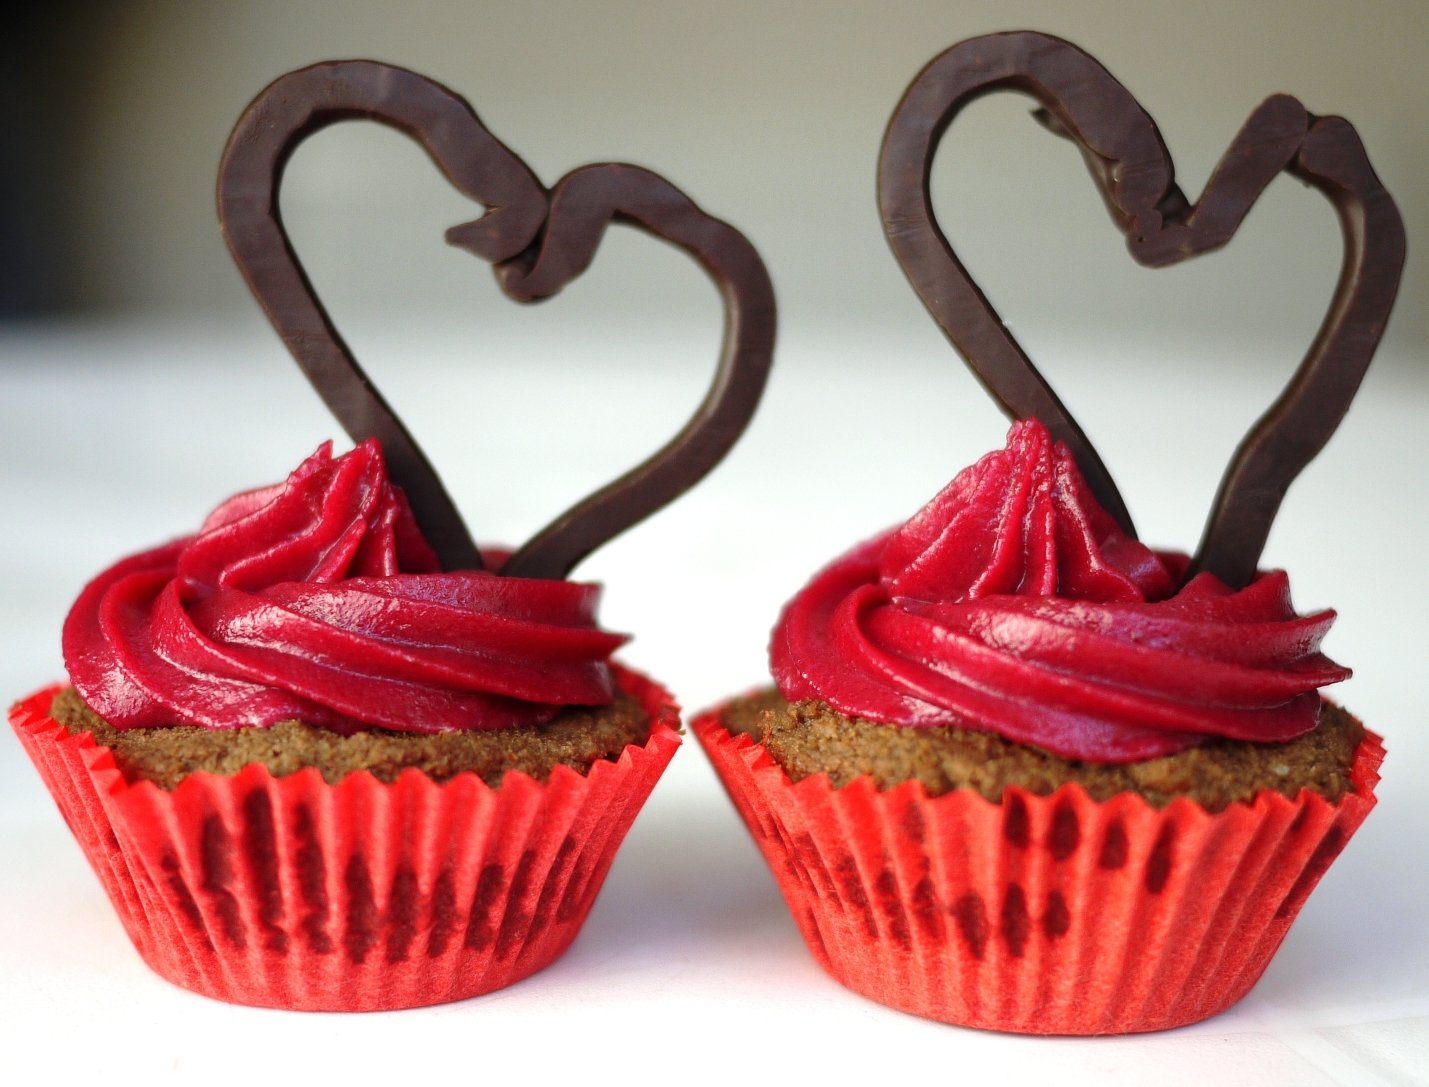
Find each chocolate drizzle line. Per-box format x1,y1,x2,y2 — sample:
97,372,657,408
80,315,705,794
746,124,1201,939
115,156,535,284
878,31,1404,590
219,60,775,579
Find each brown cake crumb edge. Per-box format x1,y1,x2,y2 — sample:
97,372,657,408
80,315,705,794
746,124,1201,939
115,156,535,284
51,686,655,791
719,690,1365,813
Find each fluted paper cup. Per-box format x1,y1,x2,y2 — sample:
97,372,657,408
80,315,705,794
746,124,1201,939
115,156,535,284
10,664,679,1011
693,701,1381,1034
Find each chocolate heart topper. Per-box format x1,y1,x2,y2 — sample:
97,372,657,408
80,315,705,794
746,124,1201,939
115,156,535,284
219,60,775,579
879,31,1405,590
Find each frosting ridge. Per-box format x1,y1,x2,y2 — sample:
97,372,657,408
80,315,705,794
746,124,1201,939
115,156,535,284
64,441,627,734
770,420,1349,761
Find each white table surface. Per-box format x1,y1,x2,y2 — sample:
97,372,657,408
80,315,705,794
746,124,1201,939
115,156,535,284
2,316,1426,1085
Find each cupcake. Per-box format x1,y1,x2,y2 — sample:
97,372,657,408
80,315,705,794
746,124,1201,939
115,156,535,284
11,439,681,1012
696,419,1381,1034
696,31,1398,1036
10,59,774,1012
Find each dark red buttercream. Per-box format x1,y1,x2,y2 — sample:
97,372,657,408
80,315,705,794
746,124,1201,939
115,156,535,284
770,420,1349,761
63,441,627,734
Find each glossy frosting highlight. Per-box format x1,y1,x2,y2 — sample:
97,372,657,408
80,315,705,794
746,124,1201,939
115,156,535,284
64,441,627,734
770,420,1349,761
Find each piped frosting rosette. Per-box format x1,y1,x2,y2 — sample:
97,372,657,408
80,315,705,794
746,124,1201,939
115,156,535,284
64,440,629,735
14,441,680,1011
696,420,1380,1033
771,419,1349,761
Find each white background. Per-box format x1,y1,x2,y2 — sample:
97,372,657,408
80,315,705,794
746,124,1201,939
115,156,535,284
1,312,1425,1085
2,2,1426,1080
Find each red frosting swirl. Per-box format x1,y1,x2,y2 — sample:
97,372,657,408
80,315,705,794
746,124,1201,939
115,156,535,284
770,419,1349,761
63,440,627,734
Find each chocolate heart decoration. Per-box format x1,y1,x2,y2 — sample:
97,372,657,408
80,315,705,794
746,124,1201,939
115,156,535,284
219,60,775,579
878,31,1404,589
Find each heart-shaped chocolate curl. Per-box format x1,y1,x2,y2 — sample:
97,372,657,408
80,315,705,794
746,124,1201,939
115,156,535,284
879,31,1405,589
219,60,775,579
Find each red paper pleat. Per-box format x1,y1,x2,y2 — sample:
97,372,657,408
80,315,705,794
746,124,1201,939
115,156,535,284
10,664,680,1011
693,702,1381,1034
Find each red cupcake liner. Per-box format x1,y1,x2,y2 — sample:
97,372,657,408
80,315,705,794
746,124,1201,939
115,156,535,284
693,701,1382,1034
10,664,680,1011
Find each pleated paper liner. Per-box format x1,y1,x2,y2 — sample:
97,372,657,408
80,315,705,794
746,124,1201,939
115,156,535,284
10,664,680,1012
693,701,1382,1035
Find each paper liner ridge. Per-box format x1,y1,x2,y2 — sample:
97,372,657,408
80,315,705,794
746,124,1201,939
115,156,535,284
10,664,680,1012
693,704,1381,1035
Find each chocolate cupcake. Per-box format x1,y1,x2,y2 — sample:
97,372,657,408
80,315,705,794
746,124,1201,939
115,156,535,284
697,419,1383,1034
13,438,682,1012
695,31,1400,1035
10,58,774,1012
